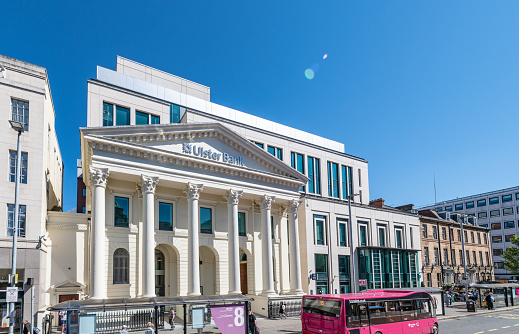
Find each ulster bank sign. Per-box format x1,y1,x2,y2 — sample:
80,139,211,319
182,143,244,166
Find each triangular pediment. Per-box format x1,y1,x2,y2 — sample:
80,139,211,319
53,280,86,289
81,123,308,190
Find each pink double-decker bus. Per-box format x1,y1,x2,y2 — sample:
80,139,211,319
302,290,439,334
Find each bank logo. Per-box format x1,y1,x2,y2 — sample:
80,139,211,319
181,143,244,166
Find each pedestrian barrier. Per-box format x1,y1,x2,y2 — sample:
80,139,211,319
267,298,302,319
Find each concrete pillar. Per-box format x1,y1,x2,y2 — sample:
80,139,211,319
260,195,276,295
141,175,159,297
89,166,109,299
225,189,243,294
185,183,204,296
287,199,304,294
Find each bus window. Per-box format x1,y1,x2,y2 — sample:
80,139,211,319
416,299,432,320
400,300,417,322
302,298,342,317
385,301,402,323
358,304,369,327
348,303,360,328
368,302,386,325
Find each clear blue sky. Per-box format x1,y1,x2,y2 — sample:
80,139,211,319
3,1,519,211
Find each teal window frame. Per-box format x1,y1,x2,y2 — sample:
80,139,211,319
378,225,386,247
395,228,403,249
255,142,264,149
114,196,130,227
238,212,246,236
359,223,368,247
341,165,353,200
327,162,339,198
489,197,499,205
158,202,173,231
477,199,486,207
466,201,474,209
170,104,181,123
115,105,130,126
502,194,512,203
200,207,212,234
445,206,452,212
307,157,321,195
136,111,150,125
103,102,114,126
455,204,463,211
338,220,347,247
291,152,305,191
267,146,283,160
315,220,325,245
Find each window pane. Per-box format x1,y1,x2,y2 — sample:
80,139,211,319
478,211,487,218
170,103,181,123
445,206,452,212
267,146,275,156
503,208,513,216
339,222,347,246
113,248,129,284
255,142,264,148
359,225,367,246
466,201,474,209
379,228,386,247
9,151,28,184
116,106,130,125
114,197,129,227
504,221,515,229
490,210,500,217
136,111,149,125
502,194,512,202
477,199,486,207
12,99,29,131
316,220,324,245
159,202,173,231
307,157,315,194
315,254,328,273
276,148,283,160
395,229,402,248
455,204,463,211
7,204,26,237
489,197,499,205
492,236,502,243
103,102,113,126
238,212,246,236
151,115,160,124
200,207,212,233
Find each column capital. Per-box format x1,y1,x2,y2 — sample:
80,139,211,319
224,189,243,205
89,166,109,188
287,199,303,214
259,195,276,210
185,183,204,200
141,175,159,194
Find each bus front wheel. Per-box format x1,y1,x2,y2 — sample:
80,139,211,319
432,323,439,334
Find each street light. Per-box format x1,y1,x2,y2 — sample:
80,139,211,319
8,120,24,334
348,193,360,293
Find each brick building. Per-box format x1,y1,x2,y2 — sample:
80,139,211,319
419,209,493,287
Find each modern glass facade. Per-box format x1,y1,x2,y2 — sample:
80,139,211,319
358,248,419,290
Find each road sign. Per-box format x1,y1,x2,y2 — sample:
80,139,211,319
310,273,317,280
359,279,367,286
6,287,17,303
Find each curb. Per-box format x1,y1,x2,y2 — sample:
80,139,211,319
439,305,519,320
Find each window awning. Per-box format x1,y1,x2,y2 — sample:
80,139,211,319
48,294,254,312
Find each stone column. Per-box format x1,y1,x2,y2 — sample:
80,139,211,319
225,189,243,294
185,183,204,296
141,175,159,297
287,199,304,294
89,166,109,299
260,195,276,295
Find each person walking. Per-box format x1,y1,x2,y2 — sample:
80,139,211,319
145,322,155,334
485,292,494,310
22,320,31,334
248,311,259,334
119,325,128,334
169,308,176,329
279,302,287,319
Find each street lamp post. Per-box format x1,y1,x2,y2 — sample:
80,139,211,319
348,193,360,293
8,120,24,334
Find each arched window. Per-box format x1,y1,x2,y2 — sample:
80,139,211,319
113,248,129,284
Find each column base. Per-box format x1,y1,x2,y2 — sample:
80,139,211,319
142,294,156,298
261,290,277,296
228,290,242,295
287,289,305,295
187,292,201,296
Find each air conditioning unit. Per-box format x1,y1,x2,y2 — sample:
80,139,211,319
438,212,451,220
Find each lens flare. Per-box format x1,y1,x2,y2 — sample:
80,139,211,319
304,68,315,80
322,54,328,60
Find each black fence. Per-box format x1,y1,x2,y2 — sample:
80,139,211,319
92,307,165,334
267,299,301,319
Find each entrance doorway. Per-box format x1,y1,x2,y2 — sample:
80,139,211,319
240,252,248,295
59,294,79,303
155,250,165,297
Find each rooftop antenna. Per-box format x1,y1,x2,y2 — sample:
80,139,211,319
434,173,437,203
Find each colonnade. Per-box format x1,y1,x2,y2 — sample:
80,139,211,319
88,166,303,299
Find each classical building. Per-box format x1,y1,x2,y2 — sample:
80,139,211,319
48,56,422,316
420,186,519,281
0,55,63,326
419,209,493,287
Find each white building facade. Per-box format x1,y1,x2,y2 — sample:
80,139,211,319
48,57,421,316
420,186,519,281
0,55,63,327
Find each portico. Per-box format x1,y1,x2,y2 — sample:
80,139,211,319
81,122,307,313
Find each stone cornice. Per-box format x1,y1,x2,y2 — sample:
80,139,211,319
83,131,305,191
47,223,88,231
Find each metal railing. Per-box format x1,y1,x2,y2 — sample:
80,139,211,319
267,298,301,319
92,308,164,334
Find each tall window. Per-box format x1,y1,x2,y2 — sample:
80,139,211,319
484,234,488,244
459,250,463,266
464,231,468,242
103,102,114,126
479,252,483,266
267,146,283,160
315,254,329,294
338,219,347,247
9,151,28,184
307,157,321,194
136,111,159,125
315,216,326,245
434,248,439,265
472,251,477,265
443,249,449,265
338,255,350,293
291,152,305,191
103,102,130,126
378,224,386,247
158,202,173,231
170,103,182,123
114,196,129,227
457,230,461,241
11,99,29,131
359,223,368,247
113,248,129,284
470,232,474,243
424,247,429,265
395,227,403,249
486,252,490,266
432,226,437,239
477,233,481,244
238,212,246,236
341,165,353,200
422,225,427,238
7,204,26,237
442,227,446,240
466,251,470,266
451,249,456,265
327,162,339,198
271,216,275,239
200,207,212,234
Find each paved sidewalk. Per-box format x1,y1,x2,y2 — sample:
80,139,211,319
439,302,519,320
255,316,301,334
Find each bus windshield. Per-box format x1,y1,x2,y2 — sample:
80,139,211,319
302,298,342,318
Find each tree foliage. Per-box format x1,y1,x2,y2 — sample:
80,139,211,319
503,235,519,274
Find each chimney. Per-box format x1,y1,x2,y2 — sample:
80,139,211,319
370,198,385,207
